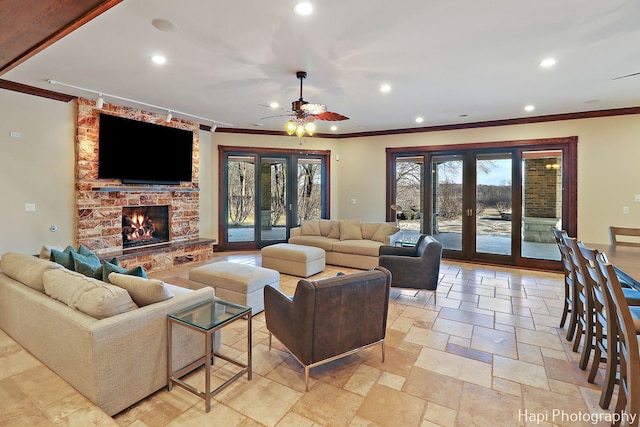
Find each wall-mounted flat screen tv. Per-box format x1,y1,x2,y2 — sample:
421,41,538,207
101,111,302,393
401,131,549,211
98,113,194,185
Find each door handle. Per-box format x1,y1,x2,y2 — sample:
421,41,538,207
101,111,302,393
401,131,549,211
466,209,473,217
289,204,292,211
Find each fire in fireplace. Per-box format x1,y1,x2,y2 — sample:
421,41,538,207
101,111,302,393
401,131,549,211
122,205,170,250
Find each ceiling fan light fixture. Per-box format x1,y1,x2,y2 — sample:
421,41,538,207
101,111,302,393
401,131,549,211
304,121,316,136
295,125,306,138
285,120,297,135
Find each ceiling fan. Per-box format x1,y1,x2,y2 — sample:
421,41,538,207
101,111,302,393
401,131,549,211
262,71,348,136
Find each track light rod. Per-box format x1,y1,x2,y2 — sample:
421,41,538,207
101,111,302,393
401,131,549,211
46,79,232,127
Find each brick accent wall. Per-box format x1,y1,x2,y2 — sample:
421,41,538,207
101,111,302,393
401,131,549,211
74,98,212,270
523,158,561,218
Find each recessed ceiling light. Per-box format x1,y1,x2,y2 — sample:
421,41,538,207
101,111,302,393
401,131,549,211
151,55,166,64
330,125,337,131
380,84,391,93
524,105,535,112
415,117,424,123
151,18,178,32
294,2,313,15
539,58,556,68
270,102,279,109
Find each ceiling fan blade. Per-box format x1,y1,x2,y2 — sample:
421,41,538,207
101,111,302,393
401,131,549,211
259,113,294,120
613,71,640,80
313,111,349,121
301,103,327,115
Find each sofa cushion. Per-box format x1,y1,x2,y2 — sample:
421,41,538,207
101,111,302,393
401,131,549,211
288,235,336,251
301,219,321,236
0,252,62,292
339,220,362,241
327,220,341,239
372,223,401,243
361,223,382,240
101,260,147,283
332,240,384,257
43,269,138,319
318,219,332,236
108,272,174,306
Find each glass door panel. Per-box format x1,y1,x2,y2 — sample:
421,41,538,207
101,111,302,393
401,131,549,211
259,157,288,242
521,150,562,261
297,158,323,223
394,156,424,242
475,153,512,256
431,155,463,251
227,156,256,243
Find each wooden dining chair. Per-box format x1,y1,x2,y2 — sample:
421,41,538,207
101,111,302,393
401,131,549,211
597,255,640,426
563,236,596,368
609,226,640,247
553,229,576,340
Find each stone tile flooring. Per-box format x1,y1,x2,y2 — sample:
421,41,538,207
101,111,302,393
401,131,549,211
0,252,619,426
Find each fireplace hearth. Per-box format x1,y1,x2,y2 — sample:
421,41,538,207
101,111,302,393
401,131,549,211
122,205,170,250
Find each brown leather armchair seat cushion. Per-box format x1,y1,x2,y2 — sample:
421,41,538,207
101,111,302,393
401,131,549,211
264,266,391,390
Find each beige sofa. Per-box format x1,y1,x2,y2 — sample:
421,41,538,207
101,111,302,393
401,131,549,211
288,219,401,270
0,252,216,416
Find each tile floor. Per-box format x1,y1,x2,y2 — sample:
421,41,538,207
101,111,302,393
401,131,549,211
0,252,621,426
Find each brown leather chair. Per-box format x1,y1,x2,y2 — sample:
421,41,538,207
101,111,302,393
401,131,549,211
263,267,391,391
378,234,442,290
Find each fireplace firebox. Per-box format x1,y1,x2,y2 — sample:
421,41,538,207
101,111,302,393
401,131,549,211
122,205,170,250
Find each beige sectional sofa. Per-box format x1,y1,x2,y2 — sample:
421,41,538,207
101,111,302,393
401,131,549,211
288,219,401,270
0,252,216,416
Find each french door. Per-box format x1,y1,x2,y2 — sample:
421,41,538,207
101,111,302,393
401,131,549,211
220,147,329,249
387,137,577,270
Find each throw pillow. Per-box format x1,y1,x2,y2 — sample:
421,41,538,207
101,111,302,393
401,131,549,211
78,244,95,256
318,219,332,236
50,245,77,270
39,244,63,259
300,219,321,236
339,220,363,241
361,223,382,240
43,269,138,319
70,251,101,274
327,220,341,239
108,272,174,306
101,260,147,283
372,223,401,243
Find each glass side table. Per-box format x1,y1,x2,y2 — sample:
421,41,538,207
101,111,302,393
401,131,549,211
167,297,252,413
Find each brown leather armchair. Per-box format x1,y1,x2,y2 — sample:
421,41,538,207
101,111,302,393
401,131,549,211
378,234,443,291
263,267,391,390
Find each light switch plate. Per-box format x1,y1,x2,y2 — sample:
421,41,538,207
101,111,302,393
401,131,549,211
25,203,36,212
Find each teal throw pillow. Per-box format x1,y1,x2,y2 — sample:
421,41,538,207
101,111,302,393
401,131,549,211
78,244,95,256
70,251,101,273
50,245,77,269
101,260,147,284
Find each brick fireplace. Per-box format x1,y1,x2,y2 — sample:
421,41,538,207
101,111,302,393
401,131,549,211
74,98,213,272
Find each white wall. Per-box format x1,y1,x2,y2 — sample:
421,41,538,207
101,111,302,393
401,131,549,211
3,88,640,254
0,91,75,255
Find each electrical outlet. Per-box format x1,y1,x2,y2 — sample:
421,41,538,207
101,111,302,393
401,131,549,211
25,203,36,212
10,131,21,138
624,206,630,214
351,199,356,205
635,195,640,203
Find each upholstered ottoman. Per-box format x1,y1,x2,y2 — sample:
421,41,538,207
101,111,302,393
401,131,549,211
188,261,279,315
261,243,325,277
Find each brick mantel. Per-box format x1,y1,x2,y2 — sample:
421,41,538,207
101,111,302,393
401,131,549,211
74,98,213,270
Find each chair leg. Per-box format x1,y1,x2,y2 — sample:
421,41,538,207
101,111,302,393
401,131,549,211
268,332,272,351
381,341,385,363
559,297,570,328
305,366,310,392
579,316,594,370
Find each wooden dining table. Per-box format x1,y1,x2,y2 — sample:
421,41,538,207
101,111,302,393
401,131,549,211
584,242,640,289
